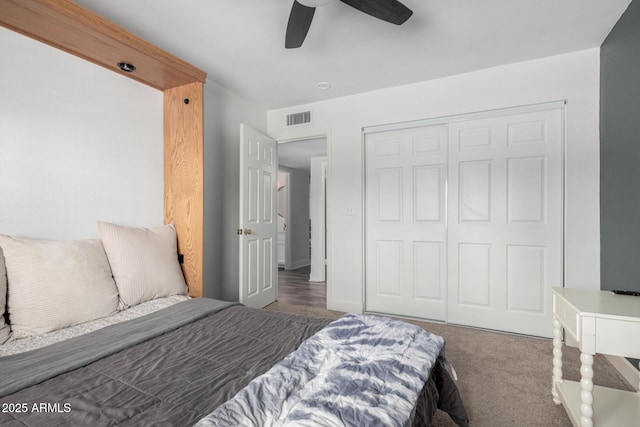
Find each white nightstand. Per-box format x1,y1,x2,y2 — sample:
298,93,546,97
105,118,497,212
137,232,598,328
552,287,640,427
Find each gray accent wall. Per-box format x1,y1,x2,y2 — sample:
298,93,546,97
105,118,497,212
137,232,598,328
600,0,640,291
286,167,311,270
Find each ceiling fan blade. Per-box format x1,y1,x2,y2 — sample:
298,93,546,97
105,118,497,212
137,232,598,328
286,1,316,48
340,0,412,25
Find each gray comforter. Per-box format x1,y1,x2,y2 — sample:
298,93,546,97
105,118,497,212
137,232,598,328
0,299,468,426
198,313,447,426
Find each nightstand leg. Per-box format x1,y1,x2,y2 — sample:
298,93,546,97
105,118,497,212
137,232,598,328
579,352,594,427
552,317,563,404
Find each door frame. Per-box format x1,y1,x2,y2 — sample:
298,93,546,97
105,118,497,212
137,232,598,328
277,134,331,306
309,156,327,282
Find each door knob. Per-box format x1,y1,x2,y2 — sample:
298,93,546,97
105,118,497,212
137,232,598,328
237,228,252,235
243,228,252,235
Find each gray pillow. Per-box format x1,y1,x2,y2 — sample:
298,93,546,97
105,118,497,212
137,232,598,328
0,235,119,339
97,221,188,309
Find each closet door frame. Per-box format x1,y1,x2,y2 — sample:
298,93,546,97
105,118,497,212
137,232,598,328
363,101,566,336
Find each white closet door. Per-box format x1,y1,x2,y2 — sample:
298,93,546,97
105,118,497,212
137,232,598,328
447,108,563,337
365,124,448,321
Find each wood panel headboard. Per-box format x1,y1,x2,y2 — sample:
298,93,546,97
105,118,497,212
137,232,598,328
0,0,207,297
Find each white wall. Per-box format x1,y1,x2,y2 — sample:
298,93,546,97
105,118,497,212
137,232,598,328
268,49,601,313
0,26,270,303
309,156,327,282
203,81,267,301
0,27,163,240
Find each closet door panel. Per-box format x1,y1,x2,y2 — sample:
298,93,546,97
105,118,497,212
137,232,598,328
447,108,563,338
365,125,448,321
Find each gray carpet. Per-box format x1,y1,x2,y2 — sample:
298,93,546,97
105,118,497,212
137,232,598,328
265,302,634,427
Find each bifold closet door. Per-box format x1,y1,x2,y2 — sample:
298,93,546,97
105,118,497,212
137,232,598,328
447,108,563,338
365,124,448,321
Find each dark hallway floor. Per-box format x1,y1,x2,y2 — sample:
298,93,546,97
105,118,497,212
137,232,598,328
277,265,326,307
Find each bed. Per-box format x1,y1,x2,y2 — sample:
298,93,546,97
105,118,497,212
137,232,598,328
0,222,468,427
1,2,468,425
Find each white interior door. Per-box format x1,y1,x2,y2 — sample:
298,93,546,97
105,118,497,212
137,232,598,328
239,124,277,308
365,124,448,321
447,108,563,337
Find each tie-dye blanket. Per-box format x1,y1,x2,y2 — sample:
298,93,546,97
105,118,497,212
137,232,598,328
195,313,447,427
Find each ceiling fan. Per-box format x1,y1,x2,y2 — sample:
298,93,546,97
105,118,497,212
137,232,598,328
285,0,413,49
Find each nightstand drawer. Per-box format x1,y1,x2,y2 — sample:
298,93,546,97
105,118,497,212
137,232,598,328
552,287,640,427
553,294,578,340
596,318,640,358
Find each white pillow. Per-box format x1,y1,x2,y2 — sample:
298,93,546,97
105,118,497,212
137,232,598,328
0,235,119,339
0,247,10,344
97,221,188,309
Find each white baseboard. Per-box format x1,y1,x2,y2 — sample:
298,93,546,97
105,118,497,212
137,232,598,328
604,355,639,391
309,272,325,282
327,299,363,314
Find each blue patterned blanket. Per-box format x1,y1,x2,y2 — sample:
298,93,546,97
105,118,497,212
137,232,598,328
195,313,446,427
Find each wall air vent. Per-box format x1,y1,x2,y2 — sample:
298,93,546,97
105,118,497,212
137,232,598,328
286,111,312,127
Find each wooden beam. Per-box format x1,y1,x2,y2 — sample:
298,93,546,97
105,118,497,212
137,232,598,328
0,0,206,90
164,82,205,297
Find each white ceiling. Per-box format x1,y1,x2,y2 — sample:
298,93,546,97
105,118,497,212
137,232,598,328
74,0,631,109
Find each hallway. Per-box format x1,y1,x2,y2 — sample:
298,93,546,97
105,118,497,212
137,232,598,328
277,266,326,307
